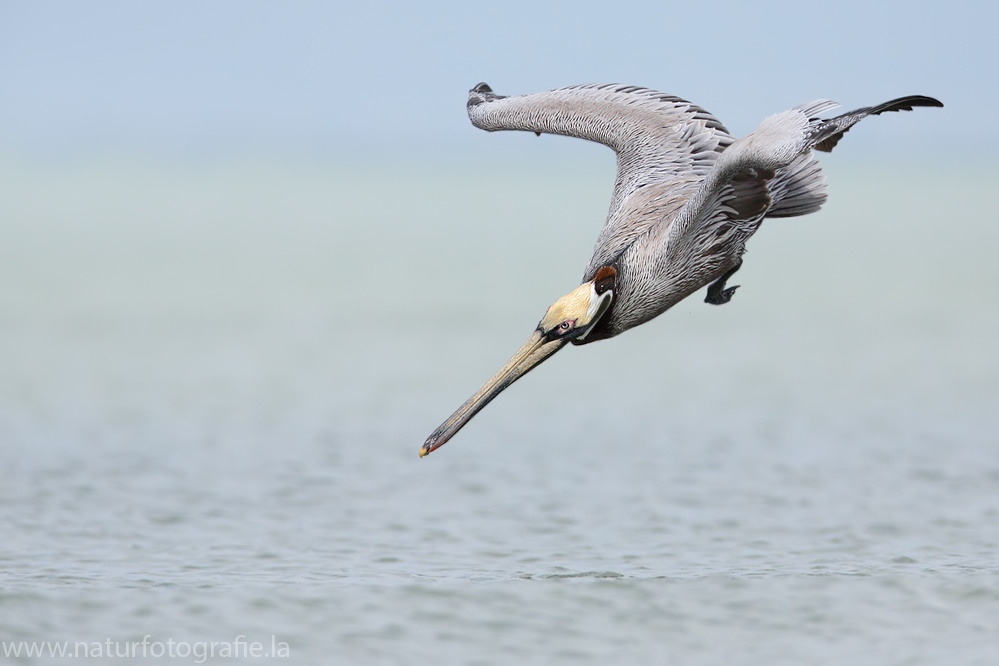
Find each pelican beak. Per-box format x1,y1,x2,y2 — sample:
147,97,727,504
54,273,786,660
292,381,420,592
420,329,567,457
420,269,615,458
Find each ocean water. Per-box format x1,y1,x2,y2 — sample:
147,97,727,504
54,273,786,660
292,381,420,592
0,156,997,664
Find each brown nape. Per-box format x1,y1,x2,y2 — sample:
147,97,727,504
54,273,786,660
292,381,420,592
594,266,617,295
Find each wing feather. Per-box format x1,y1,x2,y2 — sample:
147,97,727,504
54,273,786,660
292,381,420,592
467,83,734,222
811,95,943,153
668,95,944,256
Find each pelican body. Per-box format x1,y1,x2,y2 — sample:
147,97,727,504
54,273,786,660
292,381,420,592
421,83,942,457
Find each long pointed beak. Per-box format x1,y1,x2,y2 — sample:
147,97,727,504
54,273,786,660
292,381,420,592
420,329,567,457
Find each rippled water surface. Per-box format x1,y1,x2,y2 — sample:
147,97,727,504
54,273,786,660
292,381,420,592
1,158,997,664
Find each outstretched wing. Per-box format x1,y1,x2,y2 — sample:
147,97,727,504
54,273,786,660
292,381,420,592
467,83,735,223
668,95,944,256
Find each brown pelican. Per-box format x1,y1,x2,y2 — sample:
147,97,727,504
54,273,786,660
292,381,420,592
420,83,942,457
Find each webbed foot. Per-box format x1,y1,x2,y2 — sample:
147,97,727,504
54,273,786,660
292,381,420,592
705,260,743,306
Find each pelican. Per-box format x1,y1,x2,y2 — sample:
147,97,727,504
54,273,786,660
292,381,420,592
420,83,942,457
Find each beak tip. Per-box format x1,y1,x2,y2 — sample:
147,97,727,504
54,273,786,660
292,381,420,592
419,328,562,460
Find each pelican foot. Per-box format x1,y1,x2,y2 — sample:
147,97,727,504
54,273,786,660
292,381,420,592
705,284,739,305
705,260,743,306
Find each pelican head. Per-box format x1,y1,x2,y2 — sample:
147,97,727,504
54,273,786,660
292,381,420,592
420,267,615,457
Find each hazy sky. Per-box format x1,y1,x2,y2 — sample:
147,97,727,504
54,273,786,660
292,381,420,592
0,0,990,160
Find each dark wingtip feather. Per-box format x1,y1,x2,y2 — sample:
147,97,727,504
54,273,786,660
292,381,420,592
468,82,505,109
814,95,941,153
814,130,848,153
869,95,944,115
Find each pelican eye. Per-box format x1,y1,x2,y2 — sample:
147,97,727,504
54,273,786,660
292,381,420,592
558,319,576,334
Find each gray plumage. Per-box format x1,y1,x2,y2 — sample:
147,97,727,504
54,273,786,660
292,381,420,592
468,83,942,342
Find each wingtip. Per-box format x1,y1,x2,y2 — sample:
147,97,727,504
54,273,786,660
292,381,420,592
468,82,502,109
905,95,945,109
869,95,945,115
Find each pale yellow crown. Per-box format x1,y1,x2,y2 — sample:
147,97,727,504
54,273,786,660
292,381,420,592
539,283,593,331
